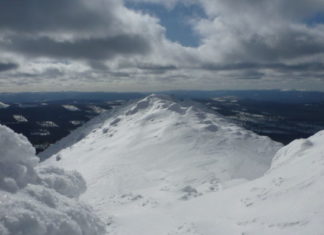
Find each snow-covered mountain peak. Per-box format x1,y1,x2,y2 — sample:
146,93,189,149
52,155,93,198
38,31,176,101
38,95,324,234
42,94,282,182
40,95,283,227
124,94,179,115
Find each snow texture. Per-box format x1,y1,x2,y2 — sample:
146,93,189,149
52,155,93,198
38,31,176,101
0,125,105,235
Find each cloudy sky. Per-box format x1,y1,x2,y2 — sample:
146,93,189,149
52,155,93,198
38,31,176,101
1,0,324,92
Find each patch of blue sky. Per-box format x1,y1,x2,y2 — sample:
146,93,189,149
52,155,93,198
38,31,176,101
305,12,324,26
126,2,205,47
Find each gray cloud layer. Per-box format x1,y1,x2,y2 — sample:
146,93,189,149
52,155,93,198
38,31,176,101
0,0,324,91
0,0,109,32
4,35,151,60
201,62,324,72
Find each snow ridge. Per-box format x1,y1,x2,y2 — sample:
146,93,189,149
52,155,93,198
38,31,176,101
42,94,282,181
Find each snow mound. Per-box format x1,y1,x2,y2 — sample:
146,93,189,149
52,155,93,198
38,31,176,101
0,125,38,191
37,167,86,199
270,130,324,171
216,130,324,235
0,125,105,235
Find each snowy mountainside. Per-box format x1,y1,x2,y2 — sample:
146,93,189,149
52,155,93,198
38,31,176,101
0,125,105,235
40,94,298,234
38,105,122,160
42,95,282,190
153,130,324,235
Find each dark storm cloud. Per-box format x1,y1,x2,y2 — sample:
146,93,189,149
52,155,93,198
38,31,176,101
4,35,151,60
202,62,324,72
240,30,324,61
109,72,131,77
10,68,64,79
138,64,177,71
234,71,265,80
0,0,152,64
0,0,108,33
202,63,260,71
137,63,177,73
0,62,18,72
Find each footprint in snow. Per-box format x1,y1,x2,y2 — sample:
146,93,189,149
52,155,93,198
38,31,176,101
110,118,121,126
268,220,309,228
111,193,144,205
141,198,158,208
102,128,109,134
272,177,284,186
168,222,202,235
241,197,254,207
179,186,202,200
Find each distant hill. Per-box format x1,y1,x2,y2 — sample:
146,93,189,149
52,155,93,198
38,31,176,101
1,90,324,104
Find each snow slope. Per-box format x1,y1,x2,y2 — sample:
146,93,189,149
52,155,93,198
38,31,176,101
155,130,324,235
0,125,105,235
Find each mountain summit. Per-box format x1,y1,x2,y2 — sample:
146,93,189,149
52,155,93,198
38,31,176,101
40,95,324,234
42,94,281,188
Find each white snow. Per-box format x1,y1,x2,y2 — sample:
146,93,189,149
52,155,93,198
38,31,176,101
0,101,9,108
31,129,51,136
87,105,107,114
41,94,324,235
62,105,79,111
37,121,59,128
70,120,84,126
0,124,105,235
13,115,28,123
212,96,238,103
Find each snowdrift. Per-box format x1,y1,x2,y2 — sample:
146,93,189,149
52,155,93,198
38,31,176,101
0,125,105,235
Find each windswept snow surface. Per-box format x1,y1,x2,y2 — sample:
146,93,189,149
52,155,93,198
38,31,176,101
0,125,105,235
